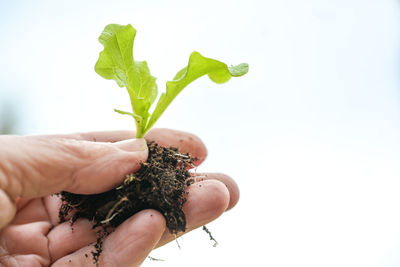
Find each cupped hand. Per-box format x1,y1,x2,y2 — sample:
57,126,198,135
0,129,239,266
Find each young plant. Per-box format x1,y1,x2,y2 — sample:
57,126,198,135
59,24,248,264
94,24,248,138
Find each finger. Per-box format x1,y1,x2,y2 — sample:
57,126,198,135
52,210,165,267
11,199,49,225
43,195,64,226
146,128,207,165
191,173,240,211
42,128,207,165
15,197,33,210
0,221,52,260
48,219,99,262
0,254,49,266
0,189,16,229
156,179,230,248
42,130,136,143
0,136,147,199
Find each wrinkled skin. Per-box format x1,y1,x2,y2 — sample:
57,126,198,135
0,129,239,267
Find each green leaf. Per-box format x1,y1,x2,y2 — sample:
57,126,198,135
95,24,135,88
95,24,249,138
114,108,142,120
95,24,158,138
143,51,249,134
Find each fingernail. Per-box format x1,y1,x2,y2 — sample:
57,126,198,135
113,138,147,152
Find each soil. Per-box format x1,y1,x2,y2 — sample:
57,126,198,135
58,141,195,265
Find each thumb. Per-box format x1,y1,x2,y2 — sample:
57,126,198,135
0,136,148,199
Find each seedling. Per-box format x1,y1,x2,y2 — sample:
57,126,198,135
94,24,248,138
59,24,248,265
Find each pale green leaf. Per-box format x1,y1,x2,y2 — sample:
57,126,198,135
144,51,249,134
95,24,135,88
114,108,141,120
94,24,158,138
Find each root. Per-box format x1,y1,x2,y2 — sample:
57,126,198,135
148,256,165,261
100,196,128,224
202,225,218,247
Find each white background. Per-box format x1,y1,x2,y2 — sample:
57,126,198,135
1,0,400,266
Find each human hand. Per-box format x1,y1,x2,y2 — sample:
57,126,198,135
0,128,239,266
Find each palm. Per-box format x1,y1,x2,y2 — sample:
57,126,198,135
0,172,236,266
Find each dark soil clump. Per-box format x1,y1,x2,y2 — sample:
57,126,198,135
58,141,194,264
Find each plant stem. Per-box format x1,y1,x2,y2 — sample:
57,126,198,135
135,119,144,138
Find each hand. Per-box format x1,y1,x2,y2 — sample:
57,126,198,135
0,128,239,266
